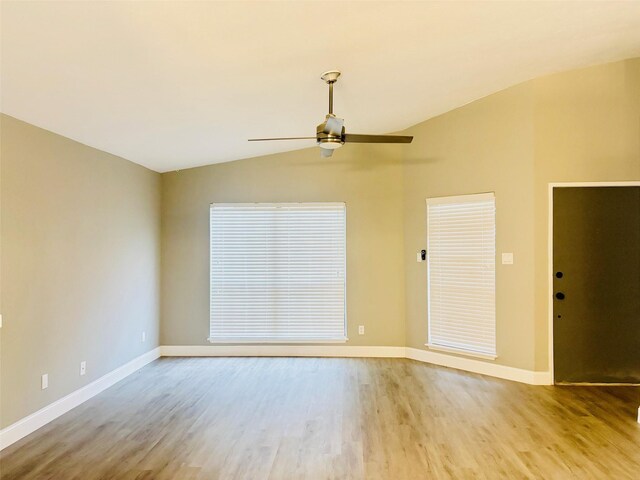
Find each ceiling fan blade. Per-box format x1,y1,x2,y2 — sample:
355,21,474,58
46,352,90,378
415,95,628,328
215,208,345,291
323,116,344,136
320,148,334,158
248,137,316,142
343,133,413,144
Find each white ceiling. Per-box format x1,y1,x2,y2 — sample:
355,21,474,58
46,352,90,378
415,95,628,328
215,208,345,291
2,1,640,172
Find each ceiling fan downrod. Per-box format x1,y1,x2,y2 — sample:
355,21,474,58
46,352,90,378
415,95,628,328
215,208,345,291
321,70,341,116
329,81,334,115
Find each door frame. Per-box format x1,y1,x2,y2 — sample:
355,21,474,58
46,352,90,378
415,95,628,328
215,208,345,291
547,181,640,385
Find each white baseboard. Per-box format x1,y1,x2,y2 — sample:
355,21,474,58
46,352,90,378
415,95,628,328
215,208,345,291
405,347,552,385
163,345,551,385
160,344,405,358
0,347,161,451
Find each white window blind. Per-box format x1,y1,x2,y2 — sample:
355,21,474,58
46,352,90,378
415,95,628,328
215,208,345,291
210,203,346,342
427,193,496,357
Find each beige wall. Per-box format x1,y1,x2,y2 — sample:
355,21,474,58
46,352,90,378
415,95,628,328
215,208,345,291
401,83,537,370
161,58,639,374
0,115,161,428
161,144,406,347
401,58,640,372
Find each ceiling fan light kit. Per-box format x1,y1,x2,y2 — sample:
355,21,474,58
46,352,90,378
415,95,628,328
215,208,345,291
249,70,413,157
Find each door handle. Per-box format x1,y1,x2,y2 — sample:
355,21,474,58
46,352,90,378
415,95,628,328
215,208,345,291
555,292,565,300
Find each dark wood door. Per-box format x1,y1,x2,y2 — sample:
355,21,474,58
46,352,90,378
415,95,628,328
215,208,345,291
553,186,640,384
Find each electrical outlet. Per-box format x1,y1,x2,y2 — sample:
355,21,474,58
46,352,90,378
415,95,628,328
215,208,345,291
358,325,365,335
80,361,86,376
141,331,146,343
41,374,49,390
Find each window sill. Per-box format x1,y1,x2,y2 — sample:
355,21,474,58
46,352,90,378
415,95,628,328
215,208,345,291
208,337,349,344
425,343,497,360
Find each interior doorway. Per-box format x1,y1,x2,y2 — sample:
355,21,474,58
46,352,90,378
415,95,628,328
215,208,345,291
551,183,640,384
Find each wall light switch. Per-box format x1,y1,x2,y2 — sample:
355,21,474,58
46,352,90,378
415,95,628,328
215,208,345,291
502,253,514,265
0,314,3,328
41,374,49,390
141,331,146,343
358,325,365,335
80,361,86,376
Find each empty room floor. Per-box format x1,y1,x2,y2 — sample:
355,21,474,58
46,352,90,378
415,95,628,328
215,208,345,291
1,358,639,480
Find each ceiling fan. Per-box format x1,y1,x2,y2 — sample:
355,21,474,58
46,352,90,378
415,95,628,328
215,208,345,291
248,71,413,157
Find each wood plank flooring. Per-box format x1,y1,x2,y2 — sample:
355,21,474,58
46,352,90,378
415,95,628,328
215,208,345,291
1,357,639,479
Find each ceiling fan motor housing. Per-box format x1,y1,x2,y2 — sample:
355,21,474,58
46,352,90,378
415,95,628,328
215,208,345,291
317,120,345,149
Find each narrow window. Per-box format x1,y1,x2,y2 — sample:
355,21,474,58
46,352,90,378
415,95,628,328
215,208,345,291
427,193,496,357
210,203,346,342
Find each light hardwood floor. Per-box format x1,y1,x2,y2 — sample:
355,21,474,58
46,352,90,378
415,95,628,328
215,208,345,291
1,357,639,479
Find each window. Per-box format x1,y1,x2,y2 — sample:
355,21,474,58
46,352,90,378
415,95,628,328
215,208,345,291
426,193,496,358
210,203,346,342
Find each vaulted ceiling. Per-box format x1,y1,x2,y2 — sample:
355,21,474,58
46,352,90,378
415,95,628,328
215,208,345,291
2,1,640,172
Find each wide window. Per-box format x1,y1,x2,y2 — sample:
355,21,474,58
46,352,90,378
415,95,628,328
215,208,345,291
209,203,347,342
427,193,496,357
